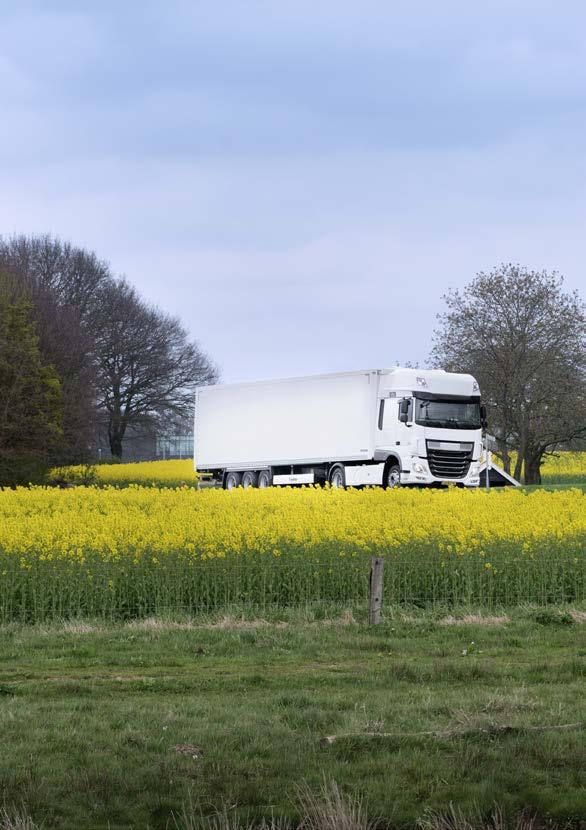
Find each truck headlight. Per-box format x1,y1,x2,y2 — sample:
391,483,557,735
470,463,479,476
413,461,425,473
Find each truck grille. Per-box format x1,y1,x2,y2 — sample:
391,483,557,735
426,441,473,480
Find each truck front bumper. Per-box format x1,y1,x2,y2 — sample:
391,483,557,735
401,458,480,488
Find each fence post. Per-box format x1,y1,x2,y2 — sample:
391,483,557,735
368,556,384,625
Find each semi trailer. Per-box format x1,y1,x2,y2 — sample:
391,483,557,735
194,366,487,489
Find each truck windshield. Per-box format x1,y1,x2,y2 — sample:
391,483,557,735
414,399,481,430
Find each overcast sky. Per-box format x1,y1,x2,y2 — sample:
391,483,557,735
1,1,585,382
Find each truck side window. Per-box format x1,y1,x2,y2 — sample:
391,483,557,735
378,399,385,430
398,398,413,422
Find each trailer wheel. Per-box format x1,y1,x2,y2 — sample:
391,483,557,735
258,470,271,488
329,464,346,489
384,463,401,489
224,471,242,490
242,471,258,489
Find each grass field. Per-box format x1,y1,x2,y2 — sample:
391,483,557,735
0,607,584,830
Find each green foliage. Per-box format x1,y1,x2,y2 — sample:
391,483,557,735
0,280,63,486
531,609,575,626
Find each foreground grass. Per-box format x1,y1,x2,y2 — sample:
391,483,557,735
0,606,584,830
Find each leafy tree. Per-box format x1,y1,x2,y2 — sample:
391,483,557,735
0,235,109,462
90,279,217,458
431,264,586,484
0,276,63,486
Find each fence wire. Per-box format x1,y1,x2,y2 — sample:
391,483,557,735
1,549,583,623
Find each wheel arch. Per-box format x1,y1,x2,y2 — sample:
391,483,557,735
328,462,346,487
382,454,402,489
382,453,402,472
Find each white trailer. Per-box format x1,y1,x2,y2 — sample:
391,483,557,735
194,366,486,489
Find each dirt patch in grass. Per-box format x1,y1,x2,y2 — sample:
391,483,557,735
61,622,102,634
204,615,289,629
439,614,510,626
204,610,357,629
123,614,357,631
125,617,196,631
570,610,586,624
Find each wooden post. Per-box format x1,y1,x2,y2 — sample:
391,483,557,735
368,556,384,625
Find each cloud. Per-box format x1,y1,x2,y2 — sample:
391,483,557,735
0,1,585,381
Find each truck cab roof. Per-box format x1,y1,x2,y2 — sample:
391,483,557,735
379,366,479,398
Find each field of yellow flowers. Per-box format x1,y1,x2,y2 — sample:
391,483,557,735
493,451,586,484
53,459,199,487
56,451,586,488
0,485,583,620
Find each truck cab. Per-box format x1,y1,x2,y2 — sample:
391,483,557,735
375,368,483,487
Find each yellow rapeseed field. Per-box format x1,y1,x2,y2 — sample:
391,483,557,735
55,459,199,487
492,451,586,484
0,485,583,620
55,451,586,488
536,451,586,483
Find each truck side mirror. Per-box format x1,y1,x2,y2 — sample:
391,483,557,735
399,399,410,423
480,404,488,430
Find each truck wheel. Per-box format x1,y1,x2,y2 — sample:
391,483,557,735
258,470,271,488
242,471,258,489
224,471,241,490
385,464,401,489
329,465,346,489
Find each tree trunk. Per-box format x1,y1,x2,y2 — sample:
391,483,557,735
513,449,524,482
524,449,543,485
109,433,123,459
108,398,125,459
497,439,511,474
515,416,530,482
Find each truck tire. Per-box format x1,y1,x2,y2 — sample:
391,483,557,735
258,470,271,488
224,471,241,490
329,464,346,489
384,463,401,489
242,471,258,489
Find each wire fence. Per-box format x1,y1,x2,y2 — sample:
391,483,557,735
1,548,584,623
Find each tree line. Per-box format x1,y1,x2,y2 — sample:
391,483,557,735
0,236,584,487
0,235,217,485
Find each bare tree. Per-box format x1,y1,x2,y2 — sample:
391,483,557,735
0,234,111,317
91,279,217,458
431,264,586,484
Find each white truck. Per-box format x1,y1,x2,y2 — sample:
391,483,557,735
194,366,487,489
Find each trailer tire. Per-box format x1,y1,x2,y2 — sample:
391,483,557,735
384,462,401,489
258,470,271,488
224,471,242,490
329,464,346,489
242,471,258,489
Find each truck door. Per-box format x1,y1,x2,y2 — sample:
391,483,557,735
377,396,412,450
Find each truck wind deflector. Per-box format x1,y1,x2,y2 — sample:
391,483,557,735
413,392,481,402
